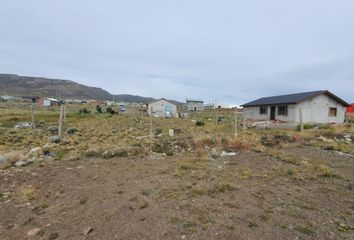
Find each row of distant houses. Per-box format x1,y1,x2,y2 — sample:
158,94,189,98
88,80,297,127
1,90,353,124
147,90,353,124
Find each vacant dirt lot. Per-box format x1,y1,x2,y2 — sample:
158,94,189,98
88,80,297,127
1,146,353,240
1,105,354,239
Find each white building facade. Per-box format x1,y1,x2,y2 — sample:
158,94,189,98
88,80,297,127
243,91,349,124
147,99,178,118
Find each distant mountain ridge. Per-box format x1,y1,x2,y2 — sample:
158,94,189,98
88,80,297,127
0,73,181,104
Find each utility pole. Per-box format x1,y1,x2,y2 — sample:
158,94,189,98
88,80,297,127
58,101,65,138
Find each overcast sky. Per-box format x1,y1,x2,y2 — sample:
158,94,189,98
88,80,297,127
1,0,354,105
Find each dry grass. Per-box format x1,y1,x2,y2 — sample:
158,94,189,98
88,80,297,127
21,186,36,201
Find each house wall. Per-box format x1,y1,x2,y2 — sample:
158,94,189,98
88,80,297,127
243,105,296,122
147,99,178,118
295,94,346,124
187,102,204,111
243,94,346,124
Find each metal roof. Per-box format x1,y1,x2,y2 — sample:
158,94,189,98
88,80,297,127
186,99,204,103
242,90,350,107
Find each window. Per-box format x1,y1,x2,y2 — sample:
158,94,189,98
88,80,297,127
259,106,267,115
329,107,337,117
278,106,288,116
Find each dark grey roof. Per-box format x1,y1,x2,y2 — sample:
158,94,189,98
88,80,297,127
242,90,349,107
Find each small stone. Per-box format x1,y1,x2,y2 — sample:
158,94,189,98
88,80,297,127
15,160,27,167
48,232,59,240
47,126,58,134
67,127,78,134
49,136,61,144
27,228,40,237
82,226,93,236
220,151,237,157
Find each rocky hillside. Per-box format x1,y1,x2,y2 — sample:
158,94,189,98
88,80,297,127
0,74,181,103
0,74,112,100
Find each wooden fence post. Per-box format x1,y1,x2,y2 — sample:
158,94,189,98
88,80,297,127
243,112,246,130
149,106,153,143
234,108,238,138
31,99,35,128
58,102,65,138
299,108,304,132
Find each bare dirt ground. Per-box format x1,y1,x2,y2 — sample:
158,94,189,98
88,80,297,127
1,147,353,240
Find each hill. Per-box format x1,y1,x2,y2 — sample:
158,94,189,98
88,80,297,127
0,74,181,104
0,74,111,100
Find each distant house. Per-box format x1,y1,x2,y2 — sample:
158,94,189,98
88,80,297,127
37,97,60,107
242,90,349,124
147,99,178,118
203,103,215,110
186,99,204,111
347,103,354,113
0,95,21,101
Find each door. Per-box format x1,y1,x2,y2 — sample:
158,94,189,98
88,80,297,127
164,105,173,117
270,106,276,120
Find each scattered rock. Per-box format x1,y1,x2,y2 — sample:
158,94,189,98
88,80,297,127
343,134,352,139
49,136,61,144
102,149,129,159
85,149,101,157
210,148,218,159
37,120,46,126
318,135,334,143
148,152,166,160
47,126,58,134
27,228,41,237
48,232,59,240
14,122,32,129
14,160,27,167
26,147,42,159
220,151,237,157
67,127,78,134
82,226,93,236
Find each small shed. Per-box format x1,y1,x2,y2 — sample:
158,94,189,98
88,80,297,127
186,99,204,111
38,97,60,107
147,99,178,118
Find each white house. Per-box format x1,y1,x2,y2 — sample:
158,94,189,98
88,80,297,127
242,90,349,124
147,99,178,118
37,97,60,107
186,99,204,111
